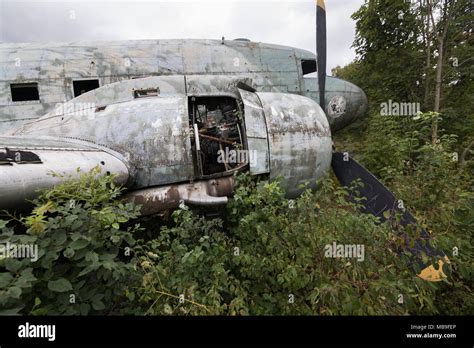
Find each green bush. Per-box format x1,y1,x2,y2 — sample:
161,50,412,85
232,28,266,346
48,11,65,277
131,174,462,315
0,167,141,315
0,145,471,315
339,109,473,315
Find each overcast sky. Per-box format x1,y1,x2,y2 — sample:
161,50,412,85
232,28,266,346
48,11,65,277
0,0,364,70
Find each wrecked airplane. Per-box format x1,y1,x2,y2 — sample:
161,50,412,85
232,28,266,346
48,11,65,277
0,0,447,281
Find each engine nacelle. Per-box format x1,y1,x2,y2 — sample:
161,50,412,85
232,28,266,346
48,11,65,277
239,89,332,198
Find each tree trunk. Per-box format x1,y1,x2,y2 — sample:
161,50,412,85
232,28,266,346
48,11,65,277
430,0,454,144
423,0,432,109
432,35,444,143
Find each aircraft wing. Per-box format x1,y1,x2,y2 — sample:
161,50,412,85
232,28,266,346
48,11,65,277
0,136,129,210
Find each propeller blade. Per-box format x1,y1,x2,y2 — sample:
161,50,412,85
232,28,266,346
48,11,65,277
331,152,448,282
316,0,327,109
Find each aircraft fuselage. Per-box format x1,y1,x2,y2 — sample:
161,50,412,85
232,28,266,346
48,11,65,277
0,39,366,133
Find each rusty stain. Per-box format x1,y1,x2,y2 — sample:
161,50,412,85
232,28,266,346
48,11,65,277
123,176,235,215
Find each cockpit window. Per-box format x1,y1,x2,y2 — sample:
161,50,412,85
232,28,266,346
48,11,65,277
301,59,317,75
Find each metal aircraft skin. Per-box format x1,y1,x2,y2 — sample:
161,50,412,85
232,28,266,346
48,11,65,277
0,37,365,212
0,74,332,214
0,39,367,133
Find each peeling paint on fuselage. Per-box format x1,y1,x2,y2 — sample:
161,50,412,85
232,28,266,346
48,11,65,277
0,39,367,133
6,75,332,195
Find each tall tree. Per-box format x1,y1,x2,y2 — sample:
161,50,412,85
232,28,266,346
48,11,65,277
334,0,473,166
351,0,425,106
428,0,457,143
419,0,433,109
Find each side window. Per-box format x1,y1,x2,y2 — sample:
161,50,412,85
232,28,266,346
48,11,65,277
73,79,100,97
10,83,40,102
301,59,317,76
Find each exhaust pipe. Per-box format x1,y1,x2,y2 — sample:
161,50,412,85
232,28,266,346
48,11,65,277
123,176,235,215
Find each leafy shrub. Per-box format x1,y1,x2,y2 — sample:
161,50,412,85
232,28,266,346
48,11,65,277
0,167,141,315
1,141,471,315
131,174,456,315
343,111,473,315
